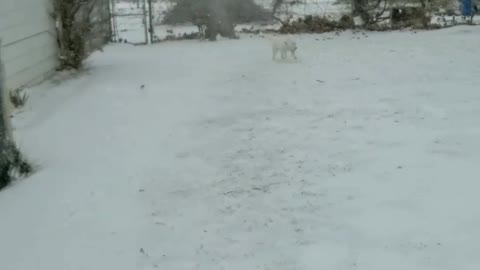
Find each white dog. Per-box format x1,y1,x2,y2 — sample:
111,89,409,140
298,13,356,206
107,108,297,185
268,35,298,61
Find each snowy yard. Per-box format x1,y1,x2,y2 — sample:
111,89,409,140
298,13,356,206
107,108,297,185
2,27,480,269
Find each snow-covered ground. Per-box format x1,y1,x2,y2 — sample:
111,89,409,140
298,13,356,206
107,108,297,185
2,26,480,269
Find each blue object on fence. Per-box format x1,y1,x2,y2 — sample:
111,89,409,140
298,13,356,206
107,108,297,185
463,0,473,16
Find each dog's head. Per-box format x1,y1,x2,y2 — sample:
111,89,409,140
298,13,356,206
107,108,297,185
284,39,297,51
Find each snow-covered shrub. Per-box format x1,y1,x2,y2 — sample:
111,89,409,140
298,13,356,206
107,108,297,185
0,42,34,191
52,0,111,69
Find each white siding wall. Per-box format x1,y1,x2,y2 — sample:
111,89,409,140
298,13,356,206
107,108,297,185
0,0,58,91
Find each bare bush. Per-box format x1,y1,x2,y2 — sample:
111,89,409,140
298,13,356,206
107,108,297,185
52,0,110,69
271,0,356,32
9,89,29,109
51,0,91,69
276,14,354,33
351,0,390,26
391,6,431,29
336,0,436,29
0,41,34,190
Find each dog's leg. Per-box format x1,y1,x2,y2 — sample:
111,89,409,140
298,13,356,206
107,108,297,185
281,49,286,60
272,47,278,60
291,50,297,60
197,25,205,39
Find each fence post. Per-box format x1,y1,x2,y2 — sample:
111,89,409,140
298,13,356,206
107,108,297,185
105,0,114,42
148,0,154,43
109,0,118,42
142,0,149,44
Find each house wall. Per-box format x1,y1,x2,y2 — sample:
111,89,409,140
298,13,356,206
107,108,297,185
0,0,58,91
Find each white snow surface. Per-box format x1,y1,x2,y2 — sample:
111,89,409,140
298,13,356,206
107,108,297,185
2,27,480,269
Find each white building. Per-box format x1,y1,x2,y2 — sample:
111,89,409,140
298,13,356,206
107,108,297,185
0,0,58,91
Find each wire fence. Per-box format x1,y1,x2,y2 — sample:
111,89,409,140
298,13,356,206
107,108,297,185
110,0,151,44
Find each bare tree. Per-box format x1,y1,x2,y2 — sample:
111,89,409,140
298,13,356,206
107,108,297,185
271,0,295,26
